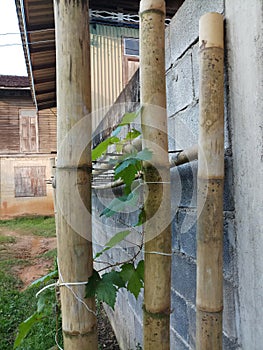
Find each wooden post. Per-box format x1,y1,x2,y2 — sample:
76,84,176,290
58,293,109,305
54,1,98,349
140,1,172,349
196,13,224,350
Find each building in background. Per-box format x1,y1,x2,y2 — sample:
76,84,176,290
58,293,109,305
1,7,141,219
0,75,55,218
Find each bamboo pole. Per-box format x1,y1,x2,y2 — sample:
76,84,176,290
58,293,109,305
196,13,224,350
54,1,98,349
140,1,172,349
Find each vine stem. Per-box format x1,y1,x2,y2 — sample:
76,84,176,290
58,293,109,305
97,242,143,273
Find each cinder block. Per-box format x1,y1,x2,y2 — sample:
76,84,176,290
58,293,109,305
172,103,199,150
169,0,224,63
171,161,198,209
134,314,143,349
170,329,190,350
166,54,193,116
167,103,199,153
177,209,197,259
168,116,176,152
187,305,196,348
223,334,240,350
171,291,189,341
172,253,196,304
172,212,180,251
223,280,238,340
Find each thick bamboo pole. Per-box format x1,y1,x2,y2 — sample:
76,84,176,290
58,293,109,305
140,1,172,349
196,13,224,350
54,1,98,349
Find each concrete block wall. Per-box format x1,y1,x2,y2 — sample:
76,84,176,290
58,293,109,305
92,0,263,348
166,1,239,348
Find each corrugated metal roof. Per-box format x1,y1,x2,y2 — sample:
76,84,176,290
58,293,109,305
16,0,184,110
90,24,139,130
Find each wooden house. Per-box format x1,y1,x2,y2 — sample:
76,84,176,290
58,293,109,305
0,75,56,218
1,8,143,219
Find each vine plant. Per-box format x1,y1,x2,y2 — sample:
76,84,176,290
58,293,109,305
14,108,150,349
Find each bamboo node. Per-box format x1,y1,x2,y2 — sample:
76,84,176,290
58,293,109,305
143,304,172,318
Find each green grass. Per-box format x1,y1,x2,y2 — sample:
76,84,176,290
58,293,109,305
0,236,16,244
39,248,57,260
0,216,60,349
0,269,62,350
0,216,56,238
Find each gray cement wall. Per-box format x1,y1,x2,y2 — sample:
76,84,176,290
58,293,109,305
225,1,263,349
92,0,263,348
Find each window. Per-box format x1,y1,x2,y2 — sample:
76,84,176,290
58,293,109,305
124,38,139,57
19,109,38,152
14,166,46,197
123,38,140,87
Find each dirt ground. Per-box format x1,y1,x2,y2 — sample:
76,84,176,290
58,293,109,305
0,227,120,349
0,229,56,289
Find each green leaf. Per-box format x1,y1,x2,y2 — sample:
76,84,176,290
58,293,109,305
120,263,144,299
36,288,54,313
114,157,139,176
37,295,47,313
92,136,119,161
85,270,101,298
115,141,124,153
102,270,126,289
100,196,129,217
125,128,141,140
135,207,146,227
86,270,125,309
120,263,134,283
113,149,151,193
136,148,152,161
127,272,143,299
96,281,117,309
105,230,131,249
100,190,139,218
14,312,44,349
114,159,141,195
94,230,131,259
119,112,137,126
30,269,58,289
136,260,144,281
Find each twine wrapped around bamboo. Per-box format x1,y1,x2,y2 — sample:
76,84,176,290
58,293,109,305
140,1,172,349
196,12,224,350
54,1,98,349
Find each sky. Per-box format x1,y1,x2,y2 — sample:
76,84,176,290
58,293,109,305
0,0,27,76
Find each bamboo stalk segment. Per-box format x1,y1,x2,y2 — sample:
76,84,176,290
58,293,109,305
54,1,98,349
196,12,224,350
140,1,172,349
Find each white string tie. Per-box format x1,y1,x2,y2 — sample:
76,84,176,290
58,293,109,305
58,263,96,317
143,250,172,256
